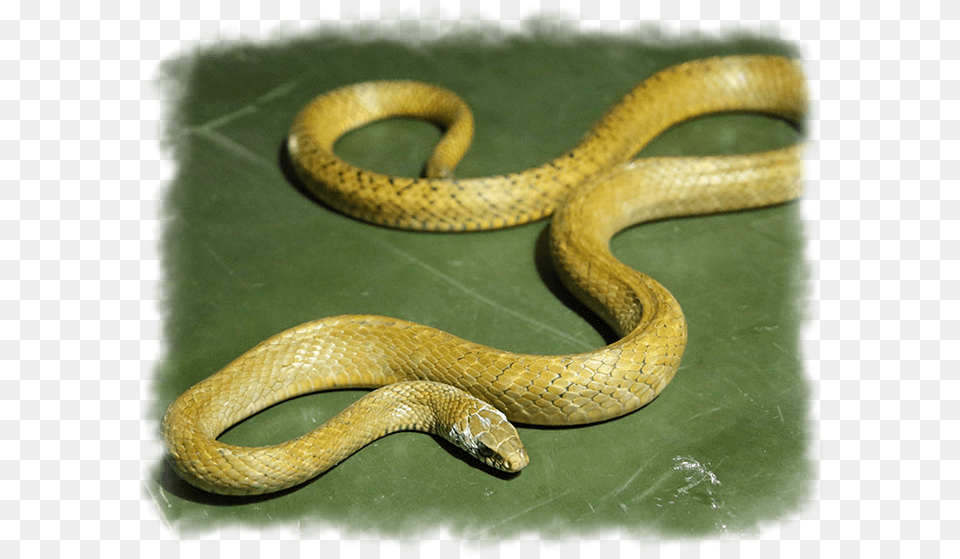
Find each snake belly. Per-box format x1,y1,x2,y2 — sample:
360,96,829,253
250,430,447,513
162,54,807,495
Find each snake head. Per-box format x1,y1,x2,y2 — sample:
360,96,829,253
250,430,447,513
444,404,529,473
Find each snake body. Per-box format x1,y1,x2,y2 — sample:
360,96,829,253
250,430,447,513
162,54,806,495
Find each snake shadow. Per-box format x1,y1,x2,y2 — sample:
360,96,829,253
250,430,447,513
280,136,618,347
278,138,322,210
153,455,307,506
532,225,620,347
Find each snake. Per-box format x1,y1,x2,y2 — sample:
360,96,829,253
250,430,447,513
162,54,807,495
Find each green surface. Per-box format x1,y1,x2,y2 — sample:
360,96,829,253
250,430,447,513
149,26,810,538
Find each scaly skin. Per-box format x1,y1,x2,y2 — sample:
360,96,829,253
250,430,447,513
162,54,807,495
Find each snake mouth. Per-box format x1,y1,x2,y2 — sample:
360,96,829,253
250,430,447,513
487,443,529,473
503,450,530,473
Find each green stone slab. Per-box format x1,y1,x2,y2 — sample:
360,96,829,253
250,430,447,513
148,25,810,537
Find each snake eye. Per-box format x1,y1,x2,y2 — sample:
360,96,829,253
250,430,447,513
476,442,496,459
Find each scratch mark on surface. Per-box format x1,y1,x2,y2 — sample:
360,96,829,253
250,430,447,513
469,488,573,537
191,104,258,133
629,469,674,505
142,480,178,534
175,78,302,170
192,128,274,169
258,79,302,103
605,463,647,502
203,241,239,278
187,78,302,132
203,241,262,289
156,486,171,509
370,238,592,350
721,376,759,407
769,340,797,357
686,406,723,422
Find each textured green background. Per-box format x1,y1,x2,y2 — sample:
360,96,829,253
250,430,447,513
148,25,810,537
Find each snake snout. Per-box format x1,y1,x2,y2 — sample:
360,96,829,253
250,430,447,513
499,444,530,473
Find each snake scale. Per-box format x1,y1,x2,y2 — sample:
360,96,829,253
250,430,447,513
162,54,807,495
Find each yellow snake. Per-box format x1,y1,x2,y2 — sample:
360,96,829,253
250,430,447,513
162,54,807,495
